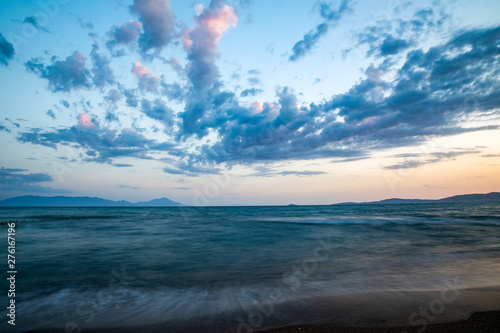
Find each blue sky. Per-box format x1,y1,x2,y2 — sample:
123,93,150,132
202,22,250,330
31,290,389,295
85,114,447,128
0,0,499,205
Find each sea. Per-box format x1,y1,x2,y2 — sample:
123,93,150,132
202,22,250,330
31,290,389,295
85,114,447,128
1,203,500,332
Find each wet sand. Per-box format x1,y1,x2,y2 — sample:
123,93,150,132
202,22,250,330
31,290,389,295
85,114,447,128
259,310,500,332
33,286,500,333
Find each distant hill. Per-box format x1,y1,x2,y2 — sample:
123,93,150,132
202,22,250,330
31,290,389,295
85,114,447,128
0,195,184,207
334,192,500,205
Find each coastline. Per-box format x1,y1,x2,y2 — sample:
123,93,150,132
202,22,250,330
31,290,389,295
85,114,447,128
26,286,500,333
259,310,500,332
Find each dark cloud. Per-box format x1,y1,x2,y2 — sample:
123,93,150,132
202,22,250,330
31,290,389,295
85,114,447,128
161,82,186,102
0,125,10,133
106,21,142,55
60,100,70,108
90,44,115,88
0,167,71,193
384,150,480,170
0,32,14,66
131,61,158,91
379,36,410,56
240,88,263,97
289,0,350,61
352,7,446,58
114,164,134,167
5,118,20,128
163,160,221,176
162,167,184,175
46,109,56,119
17,113,178,163
25,52,91,92
179,1,238,136
118,86,139,107
247,76,260,86
187,25,500,166
23,16,50,33
162,56,183,75
105,89,122,104
248,169,327,177
140,98,175,129
130,0,176,54
118,184,141,189
76,16,94,30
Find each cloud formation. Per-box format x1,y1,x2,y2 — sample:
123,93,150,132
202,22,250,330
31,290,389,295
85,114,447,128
0,33,14,66
25,52,91,92
352,7,447,58
384,150,481,170
289,0,350,61
131,61,158,91
130,0,176,54
23,16,50,33
0,167,70,193
193,25,500,165
140,98,174,129
90,44,115,88
180,1,238,136
17,113,177,163
106,20,142,55
13,3,500,178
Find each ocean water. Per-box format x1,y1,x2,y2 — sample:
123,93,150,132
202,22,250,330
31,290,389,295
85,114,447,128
1,203,500,332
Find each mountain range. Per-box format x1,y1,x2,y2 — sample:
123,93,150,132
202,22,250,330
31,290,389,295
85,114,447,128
0,192,498,207
0,196,184,207
334,192,500,205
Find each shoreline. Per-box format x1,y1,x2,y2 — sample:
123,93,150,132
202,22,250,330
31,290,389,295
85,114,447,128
28,310,500,333
259,310,500,332
19,287,500,333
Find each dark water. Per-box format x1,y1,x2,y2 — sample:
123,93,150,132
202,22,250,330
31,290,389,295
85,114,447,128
1,203,500,331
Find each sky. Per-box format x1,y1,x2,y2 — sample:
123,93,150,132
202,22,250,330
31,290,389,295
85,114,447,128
0,0,499,205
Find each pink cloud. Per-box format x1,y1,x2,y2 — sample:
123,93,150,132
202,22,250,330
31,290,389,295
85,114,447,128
251,100,264,113
183,4,238,52
131,61,159,91
77,113,94,128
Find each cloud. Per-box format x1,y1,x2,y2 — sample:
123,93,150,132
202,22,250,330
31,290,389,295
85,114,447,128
25,52,91,92
379,36,411,56
130,0,176,54
289,0,350,61
240,88,263,97
248,169,328,177
118,184,141,189
163,160,222,176
162,56,183,75
90,44,115,88
179,1,238,136
384,150,481,170
161,82,186,102
140,98,175,129
352,7,447,58
0,167,71,193
46,109,56,119
114,163,134,167
17,113,177,163
131,61,158,91
118,86,139,107
23,16,50,33
0,125,11,133
106,20,142,55
60,100,70,108
188,25,500,166
0,32,14,66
